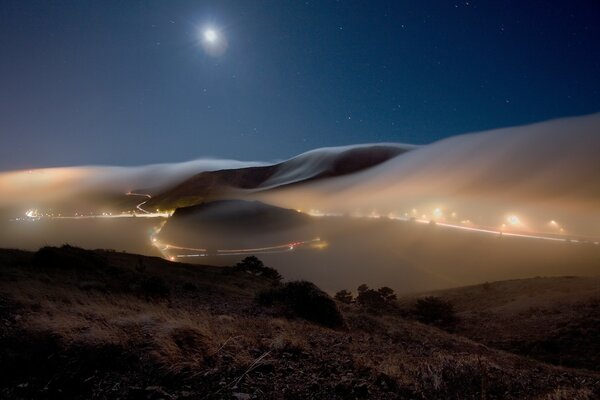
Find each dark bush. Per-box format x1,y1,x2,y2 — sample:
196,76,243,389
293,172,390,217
377,286,397,302
234,256,282,282
334,289,353,304
355,284,397,310
257,281,345,329
139,276,170,298
32,245,108,271
414,296,457,327
356,289,386,308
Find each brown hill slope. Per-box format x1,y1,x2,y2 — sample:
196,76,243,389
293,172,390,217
402,276,600,371
0,247,599,399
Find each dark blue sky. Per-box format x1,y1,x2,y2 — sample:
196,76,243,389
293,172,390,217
1,0,599,170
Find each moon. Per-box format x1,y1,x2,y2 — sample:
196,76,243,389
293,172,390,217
200,27,227,56
204,29,217,43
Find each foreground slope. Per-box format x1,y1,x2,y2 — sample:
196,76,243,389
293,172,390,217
1,247,599,399
404,276,600,371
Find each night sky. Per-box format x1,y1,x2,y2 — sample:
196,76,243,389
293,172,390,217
1,0,600,170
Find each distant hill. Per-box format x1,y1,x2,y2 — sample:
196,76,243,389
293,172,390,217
169,200,310,231
159,200,314,250
146,143,412,209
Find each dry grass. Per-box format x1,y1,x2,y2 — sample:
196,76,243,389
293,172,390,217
1,247,599,399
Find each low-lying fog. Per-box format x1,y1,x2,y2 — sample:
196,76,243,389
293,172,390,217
1,114,599,293
158,210,600,293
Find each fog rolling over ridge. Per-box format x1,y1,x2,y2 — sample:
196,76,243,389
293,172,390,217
253,113,600,237
0,159,265,211
1,114,599,293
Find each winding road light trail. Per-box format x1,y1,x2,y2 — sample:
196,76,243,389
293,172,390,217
126,192,152,214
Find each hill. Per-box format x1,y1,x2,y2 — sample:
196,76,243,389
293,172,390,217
146,143,411,209
402,276,600,371
1,246,599,399
158,200,314,251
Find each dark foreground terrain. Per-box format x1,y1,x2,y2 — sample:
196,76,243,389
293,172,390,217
0,246,599,399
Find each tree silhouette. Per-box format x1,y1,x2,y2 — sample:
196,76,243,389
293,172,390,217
334,289,353,304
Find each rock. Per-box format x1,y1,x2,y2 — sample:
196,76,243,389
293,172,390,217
232,392,252,400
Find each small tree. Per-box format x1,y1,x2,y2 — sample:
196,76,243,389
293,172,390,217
235,256,282,282
236,255,264,271
377,286,397,302
356,289,386,308
334,289,353,304
356,285,398,310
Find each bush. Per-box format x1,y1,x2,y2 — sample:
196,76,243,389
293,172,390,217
32,245,108,271
414,296,457,327
377,286,397,302
234,256,282,282
334,289,353,304
355,284,397,309
257,281,345,329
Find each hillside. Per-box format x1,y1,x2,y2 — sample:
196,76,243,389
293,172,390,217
145,144,411,209
403,276,600,371
1,246,599,399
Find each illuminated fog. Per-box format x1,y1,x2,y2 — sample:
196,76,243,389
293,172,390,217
1,114,599,293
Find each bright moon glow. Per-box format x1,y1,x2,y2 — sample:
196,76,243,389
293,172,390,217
204,29,217,43
200,27,227,56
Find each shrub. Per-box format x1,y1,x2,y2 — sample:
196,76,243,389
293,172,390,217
234,256,282,282
414,296,457,327
377,286,397,302
257,281,345,329
355,284,397,309
334,289,353,304
356,288,386,308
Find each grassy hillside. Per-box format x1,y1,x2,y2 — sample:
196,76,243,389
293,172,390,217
0,247,599,399
403,277,600,371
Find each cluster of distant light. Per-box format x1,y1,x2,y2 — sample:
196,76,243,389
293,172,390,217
301,207,599,245
18,208,171,221
15,192,173,222
11,195,599,265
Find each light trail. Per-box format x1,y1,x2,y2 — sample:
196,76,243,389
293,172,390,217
156,238,323,259
126,192,152,214
392,215,600,244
